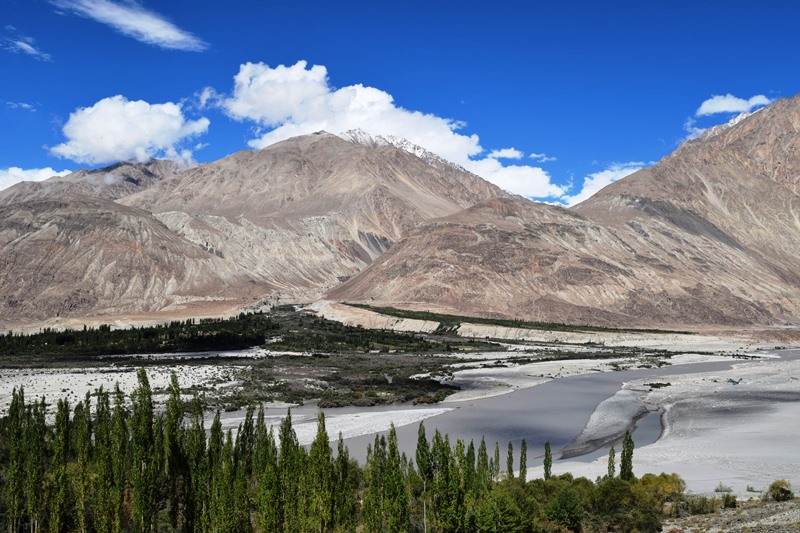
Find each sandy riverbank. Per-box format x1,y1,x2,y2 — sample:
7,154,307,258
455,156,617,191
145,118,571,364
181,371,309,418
528,351,800,494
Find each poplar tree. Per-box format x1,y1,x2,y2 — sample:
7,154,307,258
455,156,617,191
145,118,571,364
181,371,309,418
492,442,500,480
94,387,114,533
308,412,333,532
163,373,186,530
278,409,302,532
384,424,410,532
544,441,552,480
476,437,490,492
332,433,356,532
110,385,129,533
620,431,634,481
256,417,280,533
184,392,207,533
363,435,387,532
25,397,47,533
607,446,616,479
506,442,514,480
519,439,527,483
6,387,25,533
50,398,71,533
73,393,92,533
131,368,157,533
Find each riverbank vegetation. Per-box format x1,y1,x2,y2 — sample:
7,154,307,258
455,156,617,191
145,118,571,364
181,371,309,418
1,370,788,532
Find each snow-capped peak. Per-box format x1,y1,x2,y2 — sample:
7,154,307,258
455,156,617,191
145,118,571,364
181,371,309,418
339,129,467,172
698,109,761,141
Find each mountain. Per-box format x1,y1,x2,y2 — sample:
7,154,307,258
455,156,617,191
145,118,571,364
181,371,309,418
0,160,179,206
0,194,261,323
0,132,505,326
329,96,800,328
119,131,506,298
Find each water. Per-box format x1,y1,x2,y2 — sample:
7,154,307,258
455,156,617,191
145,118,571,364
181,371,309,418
219,349,800,467
339,355,783,464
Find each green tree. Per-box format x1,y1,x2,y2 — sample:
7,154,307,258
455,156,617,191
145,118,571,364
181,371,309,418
94,387,114,533
546,486,583,532
620,431,634,481
308,412,333,532
256,408,280,533
476,437,490,492
6,387,26,533
163,373,186,530
519,439,527,483
506,441,514,480
50,398,71,533
24,397,47,533
73,393,93,533
363,435,387,532
607,446,616,479
474,484,525,533
110,385,129,533
332,433,357,532
384,424,410,532
544,441,552,480
131,368,157,533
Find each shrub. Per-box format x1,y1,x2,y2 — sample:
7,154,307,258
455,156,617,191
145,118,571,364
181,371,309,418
721,493,737,508
767,479,794,502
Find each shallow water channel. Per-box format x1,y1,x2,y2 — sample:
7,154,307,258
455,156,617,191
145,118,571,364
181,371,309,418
220,351,797,467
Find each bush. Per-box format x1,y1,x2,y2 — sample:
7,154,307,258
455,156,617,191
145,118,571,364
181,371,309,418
767,479,794,502
721,493,737,508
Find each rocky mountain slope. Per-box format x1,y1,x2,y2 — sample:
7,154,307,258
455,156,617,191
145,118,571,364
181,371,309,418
0,160,179,206
0,132,505,325
119,131,506,298
330,96,800,328
0,194,260,322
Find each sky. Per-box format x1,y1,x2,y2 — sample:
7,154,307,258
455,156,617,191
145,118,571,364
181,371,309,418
1,0,798,204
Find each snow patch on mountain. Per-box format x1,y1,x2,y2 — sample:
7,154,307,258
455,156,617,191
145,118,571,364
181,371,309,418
339,128,468,173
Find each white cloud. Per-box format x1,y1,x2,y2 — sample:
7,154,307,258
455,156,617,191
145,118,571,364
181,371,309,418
562,162,647,207
220,60,565,199
5,101,37,111
50,95,209,165
52,0,207,51
529,152,557,163
488,148,524,160
2,27,52,61
696,93,771,116
0,167,72,192
683,117,706,140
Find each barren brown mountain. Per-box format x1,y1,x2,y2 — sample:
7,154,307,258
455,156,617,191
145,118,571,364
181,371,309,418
0,131,505,326
119,131,506,298
329,96,800,328
0,194,261,323
0,160,179,206
3,94,800,330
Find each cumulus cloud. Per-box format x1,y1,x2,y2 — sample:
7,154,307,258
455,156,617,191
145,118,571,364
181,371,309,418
562,162,648,207
50,95,209,165
2,27,52,61
529,152,557,163
52,0,207,51
488,148,524,159
220,60,564,198
0,167,72,192
696,93,771,116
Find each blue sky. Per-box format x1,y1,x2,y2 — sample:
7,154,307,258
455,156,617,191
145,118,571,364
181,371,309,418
1,0,798,203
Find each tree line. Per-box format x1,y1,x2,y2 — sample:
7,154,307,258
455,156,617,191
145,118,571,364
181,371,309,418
0,369,688,532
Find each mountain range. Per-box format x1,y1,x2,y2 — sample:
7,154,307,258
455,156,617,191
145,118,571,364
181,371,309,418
2,96,800,332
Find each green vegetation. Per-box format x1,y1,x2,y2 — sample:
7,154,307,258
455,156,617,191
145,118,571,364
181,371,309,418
0,373,790,532
346,303,691,335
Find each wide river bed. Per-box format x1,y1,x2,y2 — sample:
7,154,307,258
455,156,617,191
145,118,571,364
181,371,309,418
220,351,798,466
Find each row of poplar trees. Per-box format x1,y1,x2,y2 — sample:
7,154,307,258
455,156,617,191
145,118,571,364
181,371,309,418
0,368,653,533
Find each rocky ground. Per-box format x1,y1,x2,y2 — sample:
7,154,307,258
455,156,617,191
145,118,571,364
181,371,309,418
662,500,800,532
